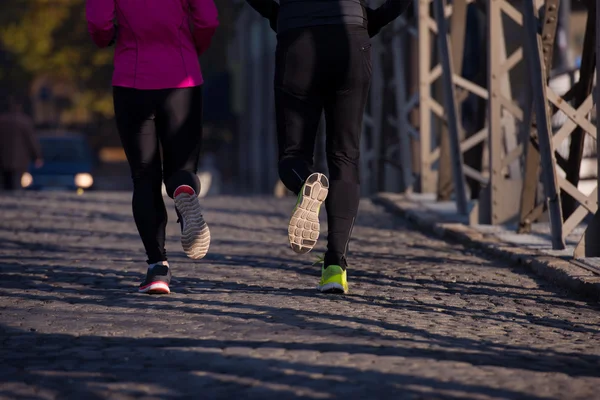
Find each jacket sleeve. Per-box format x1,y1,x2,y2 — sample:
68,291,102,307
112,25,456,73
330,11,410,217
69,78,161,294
189,0,219,55
245,0,278,19
367,0,412,37
246,0,279,32
86,0,116,48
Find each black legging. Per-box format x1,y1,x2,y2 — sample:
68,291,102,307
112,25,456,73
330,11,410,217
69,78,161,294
274,25,372,267
113,86,203,264
1,170,23,190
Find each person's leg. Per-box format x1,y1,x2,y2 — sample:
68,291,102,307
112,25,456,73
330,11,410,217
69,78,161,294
322,27,372,270
2,170,20,190
275,28,330,254
157,86,203,197
0,169,6,190
155,86,210,260
275,28,324,195
1,170,14,190
113,86,168,266
10,171,24,191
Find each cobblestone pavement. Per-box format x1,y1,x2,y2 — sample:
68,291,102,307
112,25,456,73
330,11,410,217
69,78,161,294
0,192,599,400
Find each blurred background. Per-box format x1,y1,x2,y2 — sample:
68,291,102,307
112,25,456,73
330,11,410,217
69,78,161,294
0,0,591,197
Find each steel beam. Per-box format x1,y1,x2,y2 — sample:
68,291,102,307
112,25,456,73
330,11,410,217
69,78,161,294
522,0,565,249
574,0,600,258
433,0,469,214
417,0,438,193
404,0,489,219
436,0,468,201
561,1,596,218
518,0,561,233
463,4,488,201
390,15,418,191
361,34,385,196
487,0,527,225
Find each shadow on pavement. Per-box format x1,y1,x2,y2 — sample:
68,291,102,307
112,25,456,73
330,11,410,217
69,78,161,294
0,324,582,400
1,193,600,399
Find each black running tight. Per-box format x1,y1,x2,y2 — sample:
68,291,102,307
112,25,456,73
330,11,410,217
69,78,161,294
274,25,372,267
113,86,204,264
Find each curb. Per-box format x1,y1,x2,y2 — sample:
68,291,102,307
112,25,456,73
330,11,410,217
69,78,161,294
372,193,600,302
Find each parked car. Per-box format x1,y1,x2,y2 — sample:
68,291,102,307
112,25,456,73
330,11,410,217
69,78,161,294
22,133,95,191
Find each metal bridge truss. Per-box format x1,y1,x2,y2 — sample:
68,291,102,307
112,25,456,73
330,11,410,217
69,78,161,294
231,0,599,258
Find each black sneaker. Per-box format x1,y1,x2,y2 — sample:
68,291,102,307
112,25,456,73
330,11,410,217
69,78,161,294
139,261,171,294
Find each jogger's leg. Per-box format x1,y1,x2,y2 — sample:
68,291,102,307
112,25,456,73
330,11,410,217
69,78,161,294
156,86,203,198
275,80,328,254
11,172,24,191
113,87,167,264
3,170,19,190
323,29,372,268
274,30,324,195
274,29,330,254
0,170,8,190
156,86,210,259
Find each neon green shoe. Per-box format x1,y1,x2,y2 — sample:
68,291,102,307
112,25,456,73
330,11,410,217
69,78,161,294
288,172,329,254
315,256,349,294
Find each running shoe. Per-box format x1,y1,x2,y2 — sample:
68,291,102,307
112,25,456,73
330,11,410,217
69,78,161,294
174,185,211,259
288,172,329,254
314,255,349,294
139,261,171,294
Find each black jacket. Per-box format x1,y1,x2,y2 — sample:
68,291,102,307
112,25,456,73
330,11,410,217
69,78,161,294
245,0,412,37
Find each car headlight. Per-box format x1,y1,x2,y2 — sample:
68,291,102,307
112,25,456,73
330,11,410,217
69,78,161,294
74,173,93,188
21,172,33,188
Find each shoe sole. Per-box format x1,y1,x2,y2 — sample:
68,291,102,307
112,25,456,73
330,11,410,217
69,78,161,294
318,282,347,294
288,173,329,254
174,192,211,260
139,281,170,294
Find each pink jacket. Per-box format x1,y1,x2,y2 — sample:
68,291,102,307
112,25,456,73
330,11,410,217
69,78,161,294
86,0,219,90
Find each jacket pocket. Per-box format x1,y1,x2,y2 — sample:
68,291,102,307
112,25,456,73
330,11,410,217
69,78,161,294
360,42,372,52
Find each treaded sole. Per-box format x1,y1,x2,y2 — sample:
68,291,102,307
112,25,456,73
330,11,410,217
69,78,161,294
288,173,329,254
139,281,170,294
174,192,211,260
317,282,347,294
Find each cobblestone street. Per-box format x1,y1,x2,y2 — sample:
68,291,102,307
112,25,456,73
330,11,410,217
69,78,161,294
0,192,599,399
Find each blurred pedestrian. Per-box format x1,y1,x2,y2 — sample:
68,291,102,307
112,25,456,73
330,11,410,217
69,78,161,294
86,0,219,294
245,0,411,294
0,95,43,191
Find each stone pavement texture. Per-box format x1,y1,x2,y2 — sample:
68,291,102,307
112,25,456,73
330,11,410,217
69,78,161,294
0,192,599,400
374,193,600,301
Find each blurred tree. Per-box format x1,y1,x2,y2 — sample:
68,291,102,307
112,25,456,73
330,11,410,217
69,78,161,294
0,0,239,122
0,0,114,121
0,1,32,104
